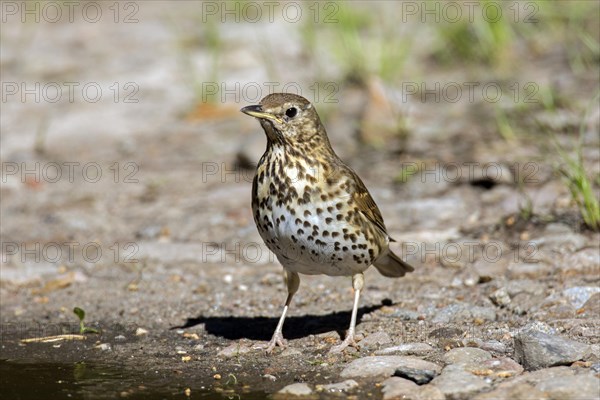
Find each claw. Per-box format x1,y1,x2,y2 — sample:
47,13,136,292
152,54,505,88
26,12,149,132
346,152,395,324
328,335,359,354
266,331,287,353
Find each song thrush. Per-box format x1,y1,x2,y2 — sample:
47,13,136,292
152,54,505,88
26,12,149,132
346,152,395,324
241,93,414,353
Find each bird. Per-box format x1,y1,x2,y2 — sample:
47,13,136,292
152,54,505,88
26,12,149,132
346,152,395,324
240,93,414,353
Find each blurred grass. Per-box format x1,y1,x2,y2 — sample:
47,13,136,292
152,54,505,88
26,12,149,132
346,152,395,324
168,11,223,105
433,0,599,74
300,1,412,86
434,0,515,67
553,93,600,231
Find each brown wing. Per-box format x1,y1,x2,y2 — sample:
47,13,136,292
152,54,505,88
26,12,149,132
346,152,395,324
350,170,391,238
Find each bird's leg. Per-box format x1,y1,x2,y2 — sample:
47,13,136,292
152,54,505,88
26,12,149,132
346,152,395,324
266,270,299,353
329,273,364,354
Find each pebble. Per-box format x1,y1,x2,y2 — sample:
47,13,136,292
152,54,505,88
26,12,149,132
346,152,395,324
429,326,462,341
508,262,552,279
217,342,252,358
280,348,302,357
473,258,509,281
391,308,421,320
533,224,587,252
95,343,111,351
432,303,496,324
394,365,438,385
591,344,600,361
277,382,313,397
431,365,491,398
557,248,600,274
481,357,524,376
468,339,508,354
582,293,600,316
514,330,592,370
517,321,557,335
393,357,443,384
375,342,434,356
316,379,358,393
535,374,600,399
340,356,441,379
509,365,575,385
506,279,545,296
381,377,445,400
360,331,392,347
562,286,600,308
444,347,492,370
473,382,544,400
489,287,511,307
135,327,148,336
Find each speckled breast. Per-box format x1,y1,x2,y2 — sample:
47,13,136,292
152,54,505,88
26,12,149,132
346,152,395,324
251,147,386,276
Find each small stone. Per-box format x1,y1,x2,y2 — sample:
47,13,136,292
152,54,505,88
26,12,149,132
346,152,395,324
429,326,463,340
489,287,511,307
481,357,524,376
394,365,438,385
590,344,600,361
444,347,493,368
508,262,552,279
562,286,600,308
393,357,443,385
280,348,302,357
581,293,600,317
114,335,126,341
360,331,392,347
556,248,599,275
217,342,252,358
473,258,509,281
95,343,111,351
514,330,592,370
536,374,600,400
262,374,277,382
509,366,575,386
341,356,441,379
391,308,421,320
431,366,491,398
473,382,544,400
533,225,587,252
135,327,148,336
277,382,313,396
381,377,445,400
469,339,507,354
381,377,417,400
316,379,358,393
432,303,496,324
375,343,434,356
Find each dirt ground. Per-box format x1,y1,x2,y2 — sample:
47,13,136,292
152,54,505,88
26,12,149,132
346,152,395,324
1,2,599,399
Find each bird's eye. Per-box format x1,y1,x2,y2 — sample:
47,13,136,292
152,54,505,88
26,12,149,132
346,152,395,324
285,107,298,118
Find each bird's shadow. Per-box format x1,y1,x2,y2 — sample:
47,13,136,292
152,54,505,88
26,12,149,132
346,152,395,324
172,302,388,341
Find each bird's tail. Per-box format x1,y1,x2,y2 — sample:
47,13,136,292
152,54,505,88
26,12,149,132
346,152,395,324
374,250,414,278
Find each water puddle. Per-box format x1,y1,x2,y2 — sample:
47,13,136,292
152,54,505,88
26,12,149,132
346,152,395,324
0,359,267,399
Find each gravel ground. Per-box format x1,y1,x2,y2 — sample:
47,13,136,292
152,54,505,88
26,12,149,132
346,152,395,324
1,2,599,399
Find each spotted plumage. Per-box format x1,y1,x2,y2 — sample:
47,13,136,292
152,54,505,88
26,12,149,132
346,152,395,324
241,93,414,353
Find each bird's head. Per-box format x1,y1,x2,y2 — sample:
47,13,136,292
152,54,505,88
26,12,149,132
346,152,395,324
241,93,329,148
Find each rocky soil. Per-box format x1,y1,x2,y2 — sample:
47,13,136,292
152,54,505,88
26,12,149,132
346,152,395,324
1,2,599,399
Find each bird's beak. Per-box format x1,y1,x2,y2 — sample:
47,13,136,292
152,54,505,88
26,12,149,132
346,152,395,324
240,105,283,124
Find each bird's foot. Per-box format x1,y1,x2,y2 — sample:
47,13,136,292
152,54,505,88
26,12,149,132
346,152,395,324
265,331,287,354
328,334,359,354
